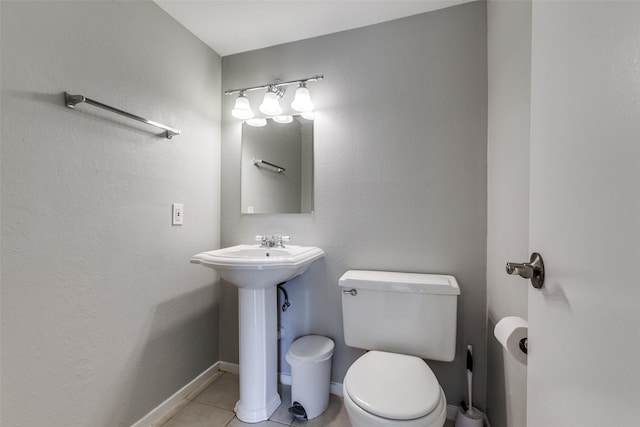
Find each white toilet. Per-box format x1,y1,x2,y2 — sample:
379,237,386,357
339,270,460,427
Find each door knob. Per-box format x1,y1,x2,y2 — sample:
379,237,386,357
506,252,545,289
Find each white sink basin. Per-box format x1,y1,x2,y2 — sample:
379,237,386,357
191,244,324,289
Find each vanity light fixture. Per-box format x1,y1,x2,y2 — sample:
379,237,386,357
291,82,314,112
273,115,293,124
301,111,315,121
231,92,254,120
259,86,284,116
246,118,267,127
225,75,323,120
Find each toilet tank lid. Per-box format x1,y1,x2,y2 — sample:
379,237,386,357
339,270,460,295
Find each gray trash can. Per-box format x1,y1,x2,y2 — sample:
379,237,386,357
285,335,335,420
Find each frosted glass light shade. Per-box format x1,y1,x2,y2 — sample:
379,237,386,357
301,111,315,120
273,115,293,123
259,91,283,116
231,94,254,120
246,118,267,127
291,85,314,112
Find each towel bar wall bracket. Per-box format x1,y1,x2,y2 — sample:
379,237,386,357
64,92,180,139
253,159,285,173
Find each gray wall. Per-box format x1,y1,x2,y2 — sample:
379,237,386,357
486,1,531,426
221,2,488,407
0,2,221,426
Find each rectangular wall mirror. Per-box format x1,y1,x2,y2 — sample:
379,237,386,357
241,116,314,214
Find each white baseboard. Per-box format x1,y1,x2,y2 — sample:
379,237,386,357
447,404,458,421
278,372,344,397
130,362,223,427
217,361,239,375
131,361,491,427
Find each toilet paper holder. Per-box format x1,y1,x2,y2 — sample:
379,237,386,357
506,252,545,289
519,338,528,354
494,316,528,365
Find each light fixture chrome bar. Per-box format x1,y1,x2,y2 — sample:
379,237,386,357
64,92,181,139
253,158,286,173
225,75,324,96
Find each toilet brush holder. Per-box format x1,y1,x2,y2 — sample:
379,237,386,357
455,407,484,427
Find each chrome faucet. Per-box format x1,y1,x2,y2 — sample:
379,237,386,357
256,234,291,248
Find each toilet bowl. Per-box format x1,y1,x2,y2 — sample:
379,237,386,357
342,351,447,427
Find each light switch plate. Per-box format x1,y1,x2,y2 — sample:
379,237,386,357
172,203,183,225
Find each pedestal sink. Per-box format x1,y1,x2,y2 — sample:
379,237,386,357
191,244,324,423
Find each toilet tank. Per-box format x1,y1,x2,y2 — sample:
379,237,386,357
339,270,460,361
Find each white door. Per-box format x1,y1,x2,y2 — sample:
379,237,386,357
528,2,640,426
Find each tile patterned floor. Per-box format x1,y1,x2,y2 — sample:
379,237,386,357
159,371,455,427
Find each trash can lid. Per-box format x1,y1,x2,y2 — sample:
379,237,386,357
288,335,335,362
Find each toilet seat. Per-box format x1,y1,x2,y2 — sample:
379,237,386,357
343,384,447,427
344,351,441,420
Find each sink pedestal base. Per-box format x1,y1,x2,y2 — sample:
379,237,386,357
234,287,281,423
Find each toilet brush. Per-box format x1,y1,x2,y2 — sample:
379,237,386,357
466,345,473,414
455,345,483,427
